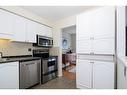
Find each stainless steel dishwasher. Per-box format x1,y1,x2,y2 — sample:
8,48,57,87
19,59,41,89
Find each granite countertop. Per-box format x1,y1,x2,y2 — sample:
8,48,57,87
0,56,41,64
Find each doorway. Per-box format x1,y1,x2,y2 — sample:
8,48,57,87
61,25,76,80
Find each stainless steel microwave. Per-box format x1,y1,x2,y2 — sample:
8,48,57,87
33,35,53,48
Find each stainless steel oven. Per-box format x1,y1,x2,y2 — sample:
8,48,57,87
33,35,53,48
33,49,58,84
42,57,58,83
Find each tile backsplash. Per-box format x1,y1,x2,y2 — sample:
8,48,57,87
0,39,44,56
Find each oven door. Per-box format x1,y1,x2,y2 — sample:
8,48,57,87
42,58,57,83
42,58,57,74
37,35,53,47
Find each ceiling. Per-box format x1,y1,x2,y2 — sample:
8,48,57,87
21,6,93,21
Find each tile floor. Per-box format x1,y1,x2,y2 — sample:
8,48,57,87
32,65,76,89
32,76,76,89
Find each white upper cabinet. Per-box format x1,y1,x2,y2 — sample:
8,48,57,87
93,38,115,54
76,7,115,55
13,15,26,42
13,17,37,43
92,7,115,39
76,40,93,54
37,23,46,36
44,26,52,38
0,9,52,41
0,9,14,39
77,7,115,39
26,20,36,43
36,23,52,38
77,11,93,40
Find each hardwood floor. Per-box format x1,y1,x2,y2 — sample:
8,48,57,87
62,64,76,80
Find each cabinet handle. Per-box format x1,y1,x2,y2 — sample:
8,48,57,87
90,52,94,55
90,62,94,64
124,67,127,77
90,37,94,40
26,63,35,65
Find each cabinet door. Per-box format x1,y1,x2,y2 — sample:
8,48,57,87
0,9,14,38
117,59,127,89
13,15,26,42
0,62,19,89
76,59,92,88
93,7,115,39
76,39,93,54
36,23,46,36
44,26,52,38
76,7,115,55
93,61,114,89
26,20,36,43
76,11,93,40
93,38,115,54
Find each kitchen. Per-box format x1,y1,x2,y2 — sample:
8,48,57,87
0,6,126,89
0,6,59,89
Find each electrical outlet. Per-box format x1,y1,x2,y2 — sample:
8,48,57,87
28,48,31,52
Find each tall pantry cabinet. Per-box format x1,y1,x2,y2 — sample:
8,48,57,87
76,7,115,89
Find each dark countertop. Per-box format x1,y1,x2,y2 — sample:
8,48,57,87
0,56,41,64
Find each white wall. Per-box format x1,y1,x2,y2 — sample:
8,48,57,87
53,15,76,76
53,15,76,47
117,6,126,57
71,34,76,52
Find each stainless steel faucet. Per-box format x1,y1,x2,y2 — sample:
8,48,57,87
0,52,3,59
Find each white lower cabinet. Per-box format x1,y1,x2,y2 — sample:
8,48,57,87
76,59,114,89
0,62,19,89
93,61,114,89
76,59,92,88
